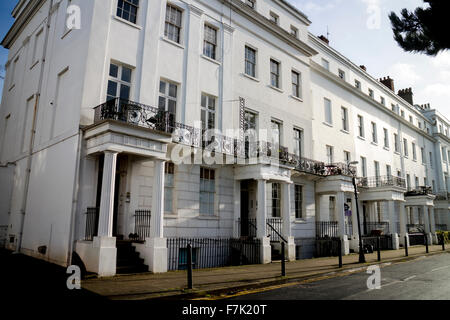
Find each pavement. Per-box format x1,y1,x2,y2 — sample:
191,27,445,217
81,244,450,300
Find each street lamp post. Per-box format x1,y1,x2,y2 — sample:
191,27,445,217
348,161,366,263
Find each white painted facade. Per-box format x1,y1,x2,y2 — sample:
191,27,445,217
0,0,448,275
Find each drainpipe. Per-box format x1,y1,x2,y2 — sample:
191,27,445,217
67,128,83,266
16,0,54,253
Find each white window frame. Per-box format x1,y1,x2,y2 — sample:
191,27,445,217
291,70,302,99
324,98,332,125
164,3,183,44
200,167,216,216
244,45,257,78
203,24,218,60
107,62,132,101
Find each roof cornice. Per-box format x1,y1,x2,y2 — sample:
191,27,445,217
274,0,311,26
222,0,318,57
308,33,434,124
1,0,45,49
310,60,436,143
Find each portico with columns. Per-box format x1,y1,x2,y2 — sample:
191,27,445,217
315,175,355,255
75,120,172,276
404,193,437,245
233,162,296,263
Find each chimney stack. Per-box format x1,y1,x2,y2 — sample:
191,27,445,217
379,76,395,92
318,35,329,45
360,65,367,71
398,88,414,105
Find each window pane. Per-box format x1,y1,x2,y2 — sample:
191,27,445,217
169,84,177,98
109,64,119,78
121,67,132,83
107,80,118,98
120,84,130,100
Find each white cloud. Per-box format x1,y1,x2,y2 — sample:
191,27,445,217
388,63,421,88
302,0,342,12
431,51,450,69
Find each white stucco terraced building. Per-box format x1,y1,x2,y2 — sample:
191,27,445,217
0,0,448,276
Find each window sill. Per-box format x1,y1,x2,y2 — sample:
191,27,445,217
290,95,303,102
322,122,333,128
242,73,260,82
340,129,350,135
357,135,365,141
165,214,178,219
161,36,185,49
201,54,221,66
383,146,390,151
113,15,142,30
371,142,378,146
394,151,401,155
268,85,283,93
197,215,219,220
294,219,307,224
8,84,15,92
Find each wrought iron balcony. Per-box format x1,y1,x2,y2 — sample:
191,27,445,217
404,186,434,197
357,175,406,189
92,98,355,177
434,191,450,201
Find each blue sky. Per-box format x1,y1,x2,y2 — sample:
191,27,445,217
0,0,448,118
292,0,450,118
0,0,17,101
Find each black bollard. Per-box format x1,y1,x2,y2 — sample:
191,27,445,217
338,239,343,268
187,243,193,290
281,241,286,277
442,234,446,251
425,234,429,253
377,237,381,262
405,235,409,257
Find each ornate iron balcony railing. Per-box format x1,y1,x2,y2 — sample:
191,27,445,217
92,98,355,177
357,175,406,189
404,186,434,197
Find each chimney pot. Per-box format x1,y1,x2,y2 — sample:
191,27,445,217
318,35,329,45
380,76,395,92
398,87,414,105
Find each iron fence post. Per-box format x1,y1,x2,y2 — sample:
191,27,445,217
187,243,193,289
281,241,286,277
442,234,446,251
377,237,381,262
425,234,429,253
405,235,408,257
338,239,343,268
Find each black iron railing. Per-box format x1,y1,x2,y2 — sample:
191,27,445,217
316,221,339,238
266,218,285,242
134,210,151,241
405,186,434,197
85,207,99,241
362,235,393,250
166,238,261,271
435,191,450,200
364,222,390,235
92,98,356,177
237,218,257,238
357,175,406,189
0,225,8,248
436,224,448,231
409,234,426,246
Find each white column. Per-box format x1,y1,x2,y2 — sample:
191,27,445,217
399,202,408,242
256,179,267,239
282,183,295,261
98,151,118,237
335,191,349,255
335,192,345,237
150,159,165,239
387,200,399,249
315,194,321,223
351,195,359,238
430,206,436,233
423,205,430,233
429,206,437,244
233,180,241,238
139,159,168,273
92,151,118,277
257,179,271,264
